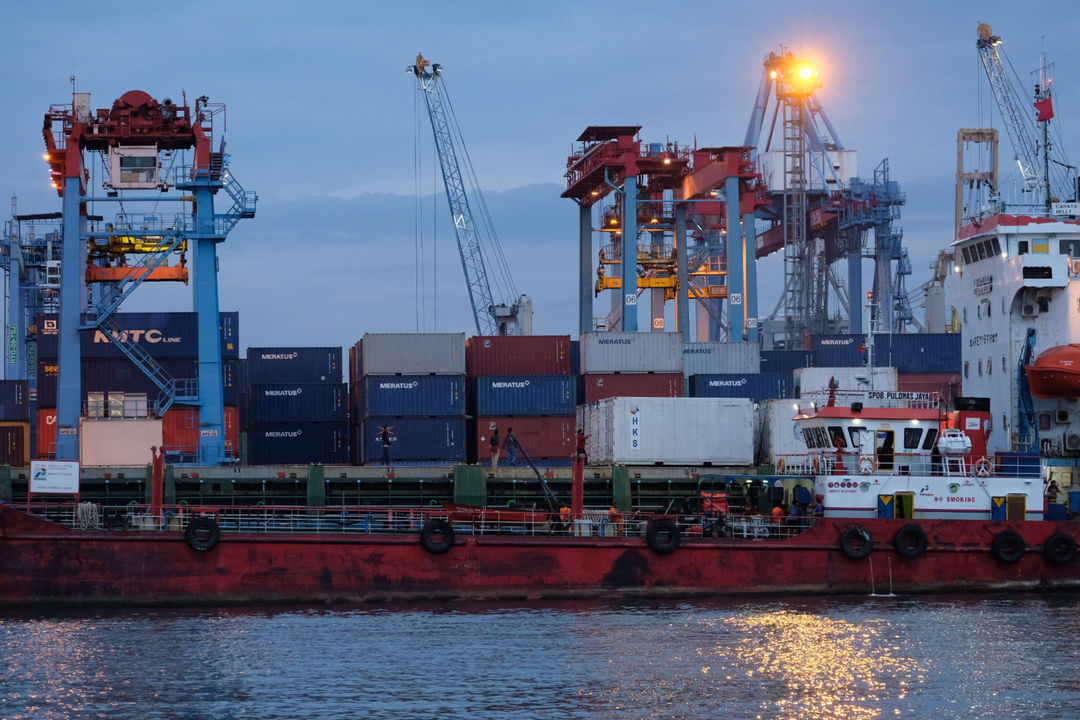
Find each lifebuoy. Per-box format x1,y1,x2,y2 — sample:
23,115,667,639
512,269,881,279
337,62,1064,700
646,518,681,555
857,455,877,475
419,518,455,554
974,457,993,478
990,530,1026,564
893,524,928,559
1043,532,1078,566
777,457,787,474
840,525,873,559
811,455,821,474
185,517,220,552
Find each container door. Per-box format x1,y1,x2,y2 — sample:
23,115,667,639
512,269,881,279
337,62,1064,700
877,494,894,518
991,496,1007,521
895,491,915,519
1006,493,1026,520
875,430,895,471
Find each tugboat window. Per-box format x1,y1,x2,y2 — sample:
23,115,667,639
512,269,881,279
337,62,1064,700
921,429,938,450
1019,241,1029,255
903,428,923,449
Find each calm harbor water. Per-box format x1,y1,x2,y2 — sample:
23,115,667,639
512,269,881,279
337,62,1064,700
2,594,1079,719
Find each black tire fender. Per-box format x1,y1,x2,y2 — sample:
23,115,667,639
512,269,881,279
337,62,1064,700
646,518,681,555
990,529,1026,565
893,524,929,559
185,517,221,552
840,525,873,559
1043,532,1078,566
419,518,455,554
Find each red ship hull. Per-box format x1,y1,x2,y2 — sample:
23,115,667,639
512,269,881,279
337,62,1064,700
1027,344,1080,398
2,505,1078,605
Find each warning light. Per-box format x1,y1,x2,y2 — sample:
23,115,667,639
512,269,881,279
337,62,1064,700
866,292,873,300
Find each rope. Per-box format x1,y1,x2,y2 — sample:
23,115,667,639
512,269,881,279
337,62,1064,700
75,501,100,529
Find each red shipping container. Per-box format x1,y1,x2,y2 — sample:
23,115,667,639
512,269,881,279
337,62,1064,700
162,406,200,457
466,335,572,376
37,408,56,459
897,373,961,404
581,373,684,403
472,416,575,463
224,406,240,459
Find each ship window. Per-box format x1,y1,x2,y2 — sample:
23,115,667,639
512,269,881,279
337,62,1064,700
1040,413,1053,431
1019,241,1028,255
1038,296,1050,312
1062,239,1080,255
828,425,846,448
982,240,994,258
903,427,923,450
978,359,983,376
975,242,987,260
964,360,969,379
987,355,992,375
962,247,972,264
991,237,1001,254
921,429,938,450
848,427,869,449
1002,356,1007,373
1022,266,1053,279
814,427,829,448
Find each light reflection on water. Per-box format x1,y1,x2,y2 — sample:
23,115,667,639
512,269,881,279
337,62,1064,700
2,595,1078,719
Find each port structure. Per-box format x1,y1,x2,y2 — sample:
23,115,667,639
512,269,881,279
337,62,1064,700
408,54,531,336
40,89,256,463
744,47,912,339
562,127,768,340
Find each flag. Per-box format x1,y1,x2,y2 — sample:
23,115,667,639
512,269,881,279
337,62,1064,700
1035,97,1055,122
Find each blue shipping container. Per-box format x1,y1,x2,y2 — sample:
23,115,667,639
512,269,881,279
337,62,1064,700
809,335,866,367
470,375,576,416
760,350,816,375
570,340,581,377
36,312,240,359
246,347,342,384
222,359,245,407
248,383,347,423
871,333,962,374
0,380,29,422
357,375,464,417
247,422,350,465
689,373,789,401
360,417,466,464
36,358,200,408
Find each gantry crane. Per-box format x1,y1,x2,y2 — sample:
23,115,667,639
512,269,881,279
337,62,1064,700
41,89,256,462
408,54,531,336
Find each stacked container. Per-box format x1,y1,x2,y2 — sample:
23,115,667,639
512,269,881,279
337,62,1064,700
683,341,768,402
0,380,31,466
350,333,466,465
34,312,241,461
466,335,575,465
245,347,348,465
578,332,684,403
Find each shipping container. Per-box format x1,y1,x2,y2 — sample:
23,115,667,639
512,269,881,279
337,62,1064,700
580,373,684,404
36,312,240,359
247,422,350,465
872,333,962,374
222,358,246,406
471,416,575,464
794,366,897,396
897,372,962,403
682,342,760,376
583,397,753,465
36,408,56,458
758,398,808,467
159,406,241,462
359,417,466,464
0,380,30,422
356,333,466,376
808,334,866,367
759,350,816,376
470,375,575,416
246,347,342,384
465,335,572,376
80,418,163,467
36,358,200,409
0,422,29,466
689,373,789,401
570,340,580,376
579,332,684,374
247,383,347,423
355,375,465,417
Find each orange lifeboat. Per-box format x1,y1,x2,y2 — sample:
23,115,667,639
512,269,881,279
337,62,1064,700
1026,344,1080,398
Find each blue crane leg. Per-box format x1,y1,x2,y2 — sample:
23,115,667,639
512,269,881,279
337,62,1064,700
56,176,84,460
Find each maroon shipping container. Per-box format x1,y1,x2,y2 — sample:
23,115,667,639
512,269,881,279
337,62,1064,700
471,416,575,464
897,373,962,404
466,336,572,377
580,373,684,403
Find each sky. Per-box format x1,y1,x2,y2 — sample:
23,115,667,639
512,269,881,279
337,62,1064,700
2,1,1079,354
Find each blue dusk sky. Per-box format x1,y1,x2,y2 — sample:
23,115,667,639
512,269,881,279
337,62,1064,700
1,1,1078,352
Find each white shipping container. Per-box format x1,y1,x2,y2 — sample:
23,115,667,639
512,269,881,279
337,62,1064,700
584,396,752,465
359,333,466,376
580,332,684,374
682,342,760,376
794,366,897,396
79,418,163,467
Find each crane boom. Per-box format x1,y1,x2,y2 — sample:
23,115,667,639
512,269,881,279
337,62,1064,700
410,54,520,336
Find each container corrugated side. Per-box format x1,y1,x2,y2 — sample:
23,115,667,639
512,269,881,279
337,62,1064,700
809,334,865,367
873,333,962,373
246,347,343,384
356,375,464,418
162,406,200,459
247,422,350,465
584,396,753,465
36,408,56,458
465,335,572,376
80,418,163,466
580,373,683,404
0,380,30,422
359,417,466,464
36,358,201,408
689,373,789,401
471,375,575,416
36,312,240,359
471,416,575,464
247,383,347,423
358,333,465,376
897,372,962,403
682,342,760,376
0,422,29,466
579,332,684,373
